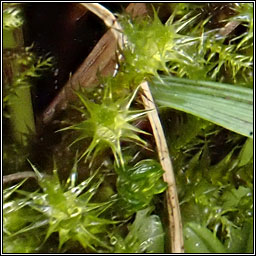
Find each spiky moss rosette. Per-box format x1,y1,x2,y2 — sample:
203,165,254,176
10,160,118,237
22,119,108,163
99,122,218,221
3,159,118,253
58,86,150,168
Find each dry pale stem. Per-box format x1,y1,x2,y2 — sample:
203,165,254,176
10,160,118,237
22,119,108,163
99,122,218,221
84,3,184,253
140,81,184,253
3,171,37,184
40,3,147,124
38,3,184,252
80,3,123,48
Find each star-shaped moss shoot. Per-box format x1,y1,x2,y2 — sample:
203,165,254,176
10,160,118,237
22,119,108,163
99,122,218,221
119,8,178,79
3,156,119,252
60,86,150,167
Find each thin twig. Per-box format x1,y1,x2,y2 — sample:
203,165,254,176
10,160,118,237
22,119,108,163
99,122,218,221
3,171,37,185
40,3,147,125
83,3,184,253
219,20,240,36
80,3,124,49
140,81,184,253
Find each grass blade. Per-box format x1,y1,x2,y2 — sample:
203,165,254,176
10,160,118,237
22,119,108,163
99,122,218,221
150,76,253,138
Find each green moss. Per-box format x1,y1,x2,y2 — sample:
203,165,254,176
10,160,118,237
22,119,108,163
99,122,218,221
3,3,253,253
59,88,149,167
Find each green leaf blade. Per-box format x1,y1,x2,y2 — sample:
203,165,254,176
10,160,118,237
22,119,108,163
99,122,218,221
150,76,253,138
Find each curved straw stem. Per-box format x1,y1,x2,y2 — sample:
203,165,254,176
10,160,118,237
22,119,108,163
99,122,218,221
3,171,37,184
80,3,124,49
140,81,184,253
80,3,184,253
